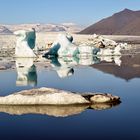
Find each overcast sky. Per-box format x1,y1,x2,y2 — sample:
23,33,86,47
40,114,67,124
0,0,140,25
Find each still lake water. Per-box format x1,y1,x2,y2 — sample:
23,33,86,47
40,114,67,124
0,54,140,140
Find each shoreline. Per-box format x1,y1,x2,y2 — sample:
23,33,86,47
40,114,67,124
0,33,140,57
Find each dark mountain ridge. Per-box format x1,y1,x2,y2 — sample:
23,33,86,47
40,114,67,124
80,9,140,35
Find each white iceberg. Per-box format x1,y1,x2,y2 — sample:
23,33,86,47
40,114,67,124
14,28,37,57
43,34,125,58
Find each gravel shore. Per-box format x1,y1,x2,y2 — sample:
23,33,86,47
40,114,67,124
0,33,140,57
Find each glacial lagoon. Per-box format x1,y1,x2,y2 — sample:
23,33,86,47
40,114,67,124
0,54,140,139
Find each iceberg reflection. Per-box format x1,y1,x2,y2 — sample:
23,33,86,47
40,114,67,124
15,58,37,86
14,55,122,84
49,55,122,78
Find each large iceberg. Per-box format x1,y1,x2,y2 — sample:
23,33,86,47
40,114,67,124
43,34,79,57
43,34,124,58
43,34,98,57
14,28,37,57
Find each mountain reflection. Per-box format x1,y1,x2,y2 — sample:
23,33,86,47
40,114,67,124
92,54,140,81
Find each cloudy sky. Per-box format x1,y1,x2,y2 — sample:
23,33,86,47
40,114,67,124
0,0,140,25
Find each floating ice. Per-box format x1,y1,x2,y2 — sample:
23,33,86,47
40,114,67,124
43,34,125,58
14,28,37,57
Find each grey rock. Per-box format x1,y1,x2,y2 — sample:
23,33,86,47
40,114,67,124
0,88,89,105
90,93,120,103
0,88,120,105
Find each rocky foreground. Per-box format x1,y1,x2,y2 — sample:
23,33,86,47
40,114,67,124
0,88,120,116
0,87,120,105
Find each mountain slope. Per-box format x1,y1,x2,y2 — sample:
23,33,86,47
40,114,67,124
5,23,83,33
0,26,13,34
80,9,140,35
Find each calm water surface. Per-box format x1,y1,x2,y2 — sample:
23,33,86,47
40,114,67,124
0,55,140,140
